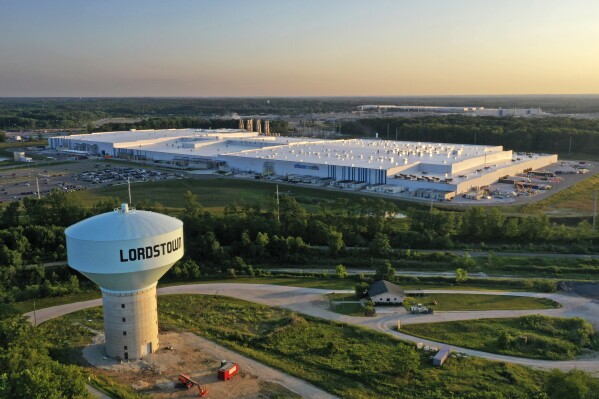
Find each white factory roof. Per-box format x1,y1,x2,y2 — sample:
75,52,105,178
222,138,504,170
134,136,311,158
66,205,182,241
68,128,250,144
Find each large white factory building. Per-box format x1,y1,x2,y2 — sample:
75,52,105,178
50,129,557,199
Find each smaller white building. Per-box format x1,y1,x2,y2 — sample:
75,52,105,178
368,280,406,305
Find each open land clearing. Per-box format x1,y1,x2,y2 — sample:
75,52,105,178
40,294,549,398
400,315,597,360
403,293,560,311
2,155,599,217
29,284,599,374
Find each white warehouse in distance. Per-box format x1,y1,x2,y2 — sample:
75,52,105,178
50,129,558,199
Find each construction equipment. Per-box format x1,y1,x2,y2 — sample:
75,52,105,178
177,374,208,397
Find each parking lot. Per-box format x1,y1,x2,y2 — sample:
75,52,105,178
451,160,597,206
0,159,181,203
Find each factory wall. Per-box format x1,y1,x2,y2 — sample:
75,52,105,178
49,137,115,156
455,155,558,193
221,155,390,184
451,151,513,174
385,177,457,192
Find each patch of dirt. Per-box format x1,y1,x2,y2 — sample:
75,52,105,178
84,331,298,399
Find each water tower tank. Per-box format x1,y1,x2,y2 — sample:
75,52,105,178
66,204,183,360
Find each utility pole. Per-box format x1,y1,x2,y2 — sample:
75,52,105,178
430,195,434,222
569,136,572,156
128,177,132,205
593,191,598,230
35,178,41,199
276,184,280,224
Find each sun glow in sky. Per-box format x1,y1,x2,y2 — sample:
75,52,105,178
1,0,599,96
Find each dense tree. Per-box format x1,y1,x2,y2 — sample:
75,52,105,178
455,268,468,283
355,282,370,299
0,307,90,398
335,264,348,279
340,115,599,156
327,230,345,256
1,202,20,227
370,233,391,256
375,261,396,281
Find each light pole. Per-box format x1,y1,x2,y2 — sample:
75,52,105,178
593,191,598,230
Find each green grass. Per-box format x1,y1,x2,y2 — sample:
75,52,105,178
523,173,599,215
72,177,419,214
42,295,549,398
13,290,101,313
0,140,46,150
88,374,149,399
401,315,598,360
326,293,357,301
13,276,560,315
404,293,560,311
329,302,365,316
326,293,365,316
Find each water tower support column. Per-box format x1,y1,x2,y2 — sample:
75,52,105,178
101,283,159,360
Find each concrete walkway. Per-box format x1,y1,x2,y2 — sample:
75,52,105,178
26,284,599,375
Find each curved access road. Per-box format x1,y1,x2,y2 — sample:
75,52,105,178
26,283,599,374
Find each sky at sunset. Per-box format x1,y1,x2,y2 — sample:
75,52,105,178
1,0,598,97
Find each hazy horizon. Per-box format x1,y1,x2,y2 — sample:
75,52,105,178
2,0,599,97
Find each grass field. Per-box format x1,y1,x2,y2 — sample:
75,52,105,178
72,176,419,214
13,290,102,313
401,315,598,360
14,275,562,313
404,293,560,311
523,172,599,215
326,293,365,316
41,295,549,398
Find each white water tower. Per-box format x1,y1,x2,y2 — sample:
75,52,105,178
65,204,183,360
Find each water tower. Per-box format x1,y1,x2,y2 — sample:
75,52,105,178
65,204,183,360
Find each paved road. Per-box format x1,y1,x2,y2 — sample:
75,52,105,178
26,284,599,375
85,384,111,399
415,249,599,259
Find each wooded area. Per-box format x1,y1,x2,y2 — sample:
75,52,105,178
340,115,599,156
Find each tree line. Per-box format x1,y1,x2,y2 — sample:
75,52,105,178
340,115,599,155
0,188,596,304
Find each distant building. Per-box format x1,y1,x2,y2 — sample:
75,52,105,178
367,280,406,305
48,128,558,196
